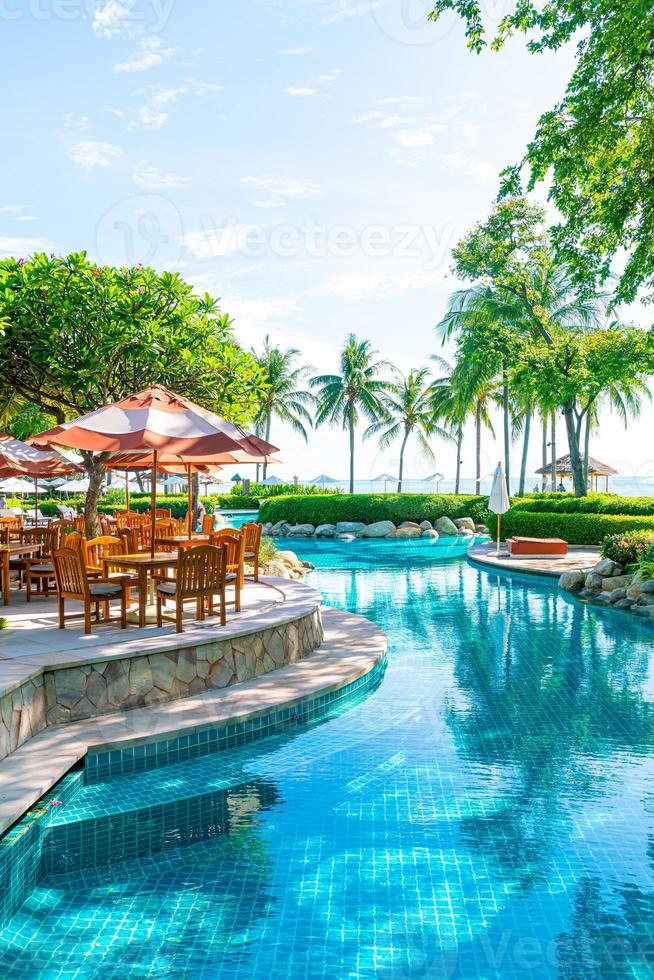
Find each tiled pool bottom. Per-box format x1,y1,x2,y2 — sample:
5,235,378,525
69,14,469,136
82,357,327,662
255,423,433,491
3,553,654,978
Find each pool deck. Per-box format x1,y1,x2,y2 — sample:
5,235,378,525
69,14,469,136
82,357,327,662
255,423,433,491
0,605,386,837
468,542,599,579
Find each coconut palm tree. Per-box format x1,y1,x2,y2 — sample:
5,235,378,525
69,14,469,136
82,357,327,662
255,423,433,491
364,367,453,492
252,337,316,479
311,334,393,493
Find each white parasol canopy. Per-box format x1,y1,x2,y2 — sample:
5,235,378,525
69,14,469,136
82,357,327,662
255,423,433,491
488,462,510,555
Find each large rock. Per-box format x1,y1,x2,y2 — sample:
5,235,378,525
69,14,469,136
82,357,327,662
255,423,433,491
265,559,292,579
388,527,422,539
421,529,439,539
335,522,366,535
593,558,622,577
315,523,336,537
399,521,420,529
336,533,355,541
585,572,603,590
559,570,585,592
420,520,433,531
454,517,476,532
286,523,315,536
362,520,396,538
271,521,290,536
614,598,635,609
601,575,632,592
640,580,654,593
608,588,628,603
434,516,458,536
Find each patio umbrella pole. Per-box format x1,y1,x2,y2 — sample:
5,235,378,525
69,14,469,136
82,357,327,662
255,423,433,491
496,513,501,556
187,463,192,539
34,477,38,527
125,470,130,514
150,450,157,559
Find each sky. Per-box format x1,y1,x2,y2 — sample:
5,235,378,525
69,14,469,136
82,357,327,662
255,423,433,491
3,0,654,490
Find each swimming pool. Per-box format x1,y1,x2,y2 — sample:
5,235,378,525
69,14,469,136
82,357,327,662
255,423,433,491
2,541,654,977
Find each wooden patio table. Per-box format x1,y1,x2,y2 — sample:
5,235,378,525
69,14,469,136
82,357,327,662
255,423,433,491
103,551,179,628
153,534,212,548
1,542,43,606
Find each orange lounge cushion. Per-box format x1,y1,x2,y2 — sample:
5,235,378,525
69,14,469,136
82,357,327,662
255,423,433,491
508,536,568,556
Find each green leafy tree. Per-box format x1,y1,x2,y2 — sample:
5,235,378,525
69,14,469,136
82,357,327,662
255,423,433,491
252,336,315,480
429,0,654,302
311,334,393,493
364,367,452,492
0,252,266,534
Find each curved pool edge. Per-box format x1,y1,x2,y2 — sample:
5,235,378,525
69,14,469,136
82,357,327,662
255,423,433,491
0,606,387,840
467,542,599,580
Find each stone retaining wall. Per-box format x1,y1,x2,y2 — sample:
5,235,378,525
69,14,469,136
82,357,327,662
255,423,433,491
0,608,323,763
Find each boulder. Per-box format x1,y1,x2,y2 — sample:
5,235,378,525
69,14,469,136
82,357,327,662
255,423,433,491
638,595,654,606
420,520,433,531
637,579,654,594
614,598,635,609
559,570,585,593
434,516,458,536
627,584,642,599
315,523,336,537
593,558,619,577
454,517,476,532
271,521,290,536
475,524,489,533
265,560,292,579
421,529,439,539
362,520,396,538
335,522,366,535
286,523,315,536
608,588,628,603
336,533,355,541
388,527,422,538
601,575,632,592
585,572,603,590
399,521,421,529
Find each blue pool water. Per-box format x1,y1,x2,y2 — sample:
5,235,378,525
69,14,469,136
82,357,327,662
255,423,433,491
2,541,654,977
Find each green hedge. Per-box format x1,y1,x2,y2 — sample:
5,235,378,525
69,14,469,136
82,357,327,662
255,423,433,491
258,493,492,527
501,510,654,545
510,493,654,516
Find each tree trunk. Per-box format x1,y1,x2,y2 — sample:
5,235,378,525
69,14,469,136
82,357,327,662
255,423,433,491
550,410,557,491
191,472,200,526
563,402,586,496
455,425,463,495
518,406,531,496
541,415,547,491
262,412,272,480
348,405,355,494
583,411,592,491
503,377,510,493
82,452,106,538
255,463,260,483
397,428,410,493
475,401,481,495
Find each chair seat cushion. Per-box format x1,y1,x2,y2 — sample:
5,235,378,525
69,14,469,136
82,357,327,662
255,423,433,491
89,581,123,597
29,562,54,574
226,572,237,583
156,582,178,596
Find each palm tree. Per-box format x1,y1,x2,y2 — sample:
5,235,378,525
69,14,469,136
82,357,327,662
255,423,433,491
252,337,315,479
430,359,468,494
364,368,452,492
311,334,393,493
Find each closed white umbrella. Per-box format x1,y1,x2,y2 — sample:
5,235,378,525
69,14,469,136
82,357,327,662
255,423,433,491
488,462,510,555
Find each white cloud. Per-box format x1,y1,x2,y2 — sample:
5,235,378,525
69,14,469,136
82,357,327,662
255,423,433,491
323,1,381,25
92,0,134,38
11,215,36,222
312,270,437,300
242,175,323,207
394,128,434,148
114,36,177,73
63,116,122,171
130,79,223,129
285,86,316,97
227,296,299,328
438,152,496,184
181,224,264,259
132,162,192,189
279,46,312,55
0,236,49,257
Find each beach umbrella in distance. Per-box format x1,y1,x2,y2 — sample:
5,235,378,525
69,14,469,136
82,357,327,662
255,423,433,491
372,472,398,493
260,474,285,486
488,461,510,555
310,474,339,486
0,432,80,524
0,477,48,494
231,473,243,483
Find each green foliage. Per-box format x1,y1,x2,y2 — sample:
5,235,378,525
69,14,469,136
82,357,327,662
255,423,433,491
510,493,654,516
247,484,339,499
259,493,491,527
633,561,654,582
502,510,654,545
600,531,654,567
0,617,7,630
251,336,315,447
258,537,278,565
428,0,654,302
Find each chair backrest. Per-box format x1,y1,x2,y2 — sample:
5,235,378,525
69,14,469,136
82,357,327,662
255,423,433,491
116,512,145,529
0,515,23,534
62,531,85,555
99,516,112,536
201,513,215,534
152,508,172,520
86,535,124,572
242,522,263,555
116,526,141,554
74,515,86,532
210,530,245,572
53,547,89,600
176,544,227,598
23,525,60,557
0,526,9,545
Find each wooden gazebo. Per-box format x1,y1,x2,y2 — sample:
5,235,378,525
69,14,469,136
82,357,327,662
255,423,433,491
535,454,618,492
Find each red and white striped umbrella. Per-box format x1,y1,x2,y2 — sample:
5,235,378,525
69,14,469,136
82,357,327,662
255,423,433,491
0,434,80,524
33,385,278,458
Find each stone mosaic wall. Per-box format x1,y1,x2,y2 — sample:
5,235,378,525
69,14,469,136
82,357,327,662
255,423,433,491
0,608,323,762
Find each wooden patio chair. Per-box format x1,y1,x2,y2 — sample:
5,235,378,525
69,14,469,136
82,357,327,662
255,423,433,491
116,526,142,554
86,535,138,607
242,522,263,583
24,526,61,601
0,515,23,540
155,543,228,633
209,529,245,610
115,512,145,530
201,513,215,534
53,547,128,634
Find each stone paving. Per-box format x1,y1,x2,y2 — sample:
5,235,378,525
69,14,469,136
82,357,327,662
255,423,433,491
468,542,600,579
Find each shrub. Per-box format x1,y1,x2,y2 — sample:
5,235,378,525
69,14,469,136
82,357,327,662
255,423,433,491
600,531,654,567
501,510,654,545
258,493,492,527
0,617,7,630
510,493,654,517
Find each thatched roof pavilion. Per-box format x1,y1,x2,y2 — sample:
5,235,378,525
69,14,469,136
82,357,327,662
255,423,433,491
535,454,618,491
